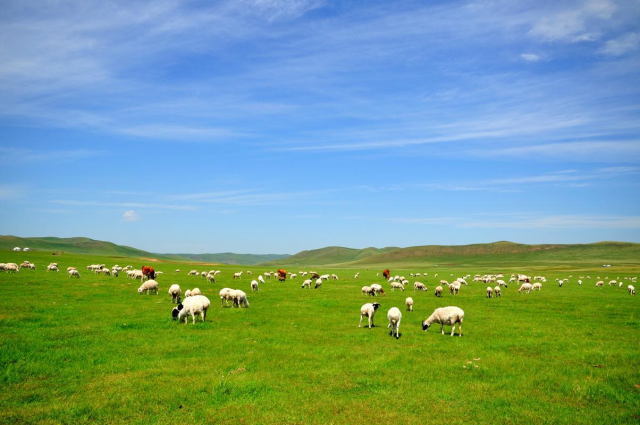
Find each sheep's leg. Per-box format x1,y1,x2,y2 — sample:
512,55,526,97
359,315,363,328
441,324,444,335
451,324,455,337
459,322,463,337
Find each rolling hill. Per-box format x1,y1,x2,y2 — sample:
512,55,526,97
0,235,289,265
260,241,640,268
0,235,165,258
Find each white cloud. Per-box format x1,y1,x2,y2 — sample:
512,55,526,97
598,32,640,56
520,53,542,62
122,210,139,221
528,0,616,43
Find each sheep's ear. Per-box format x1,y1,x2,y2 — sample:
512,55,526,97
177,304,183,310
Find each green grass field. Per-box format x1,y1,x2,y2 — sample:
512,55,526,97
1,251,639,424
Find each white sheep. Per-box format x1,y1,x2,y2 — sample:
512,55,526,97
168,284,181,303
206,273,216,283
359,302,380,328
138,280,159,295
250,280,259,291
414,282,427,291
629,285,636,295
487,286,493,298
232,289,249,308
354,272,360,279
496,279,507,287
188,270,198,276
370,284,385,296
314,279,323,289
532,283,542,291
290,273,297,279
301,279,312,289
191,287,202,296
596,280,604,287
387,307,402,339
519,283,533,294
391,281,405,291
331,274,339,281
47,265,59,272
68,269,80,278
434,286,443,297
233,272,243,279
422,306,464,337
219,288,233,307
185,289,193,298
172,295,211,324
258,275,265,285
361,286,374,296
405,297,414,312
494,286,501,297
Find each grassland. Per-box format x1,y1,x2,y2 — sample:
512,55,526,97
1,250,639,424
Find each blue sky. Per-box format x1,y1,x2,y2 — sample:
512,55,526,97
1,0,639,254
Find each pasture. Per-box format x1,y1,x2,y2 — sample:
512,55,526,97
1,251,639,424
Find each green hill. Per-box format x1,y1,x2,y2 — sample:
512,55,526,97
261,241,640,268
0,235,166,258
260,246,399,266
0,235,289,265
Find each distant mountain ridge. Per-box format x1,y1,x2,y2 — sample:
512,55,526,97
259,241,640,267
0,236,289,265
2,235,639,267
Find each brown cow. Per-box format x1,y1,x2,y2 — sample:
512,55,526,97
142,266,156,280
382,269,390,280
277,269,287,282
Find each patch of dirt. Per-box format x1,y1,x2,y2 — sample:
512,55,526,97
142,258,160,262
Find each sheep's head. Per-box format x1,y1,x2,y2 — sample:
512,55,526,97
372,302,380,311
138,287,144,293
172,304,183,320
422,320,431,331
380,289,386,296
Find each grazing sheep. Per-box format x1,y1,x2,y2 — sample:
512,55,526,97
219,288,233,307
258,275,265,285
206,273,216,283
519,283,533,294
233,272,243,279
370,284,385,296
414,282,427,291
361,286,374,296
405,297,414,312
494,286,501,297
596,281,604,287
250,280,259,291
449,283,460,295
532,283,542,291
185,289,193,298
314,279,323,289
354,272,360,279
422,306,464,337
172,295,211,324
47,265,59,272
496,280,507,288
387,307,402,339
290,273,297,279
391,281,405,291
359,302,380,328
628,285,635,295
138,280,159,295
301,279,312,289
331,274,339,281
168,284,182,303
232,289,249,308
68,269,80,278
487,286,493,298
191,288,202,296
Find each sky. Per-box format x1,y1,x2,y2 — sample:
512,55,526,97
1,0,640,254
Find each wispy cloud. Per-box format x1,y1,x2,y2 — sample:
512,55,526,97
520,53,543,62
0,147,105,163
50,200,197,211
598,32,640,56
0,184,25,200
